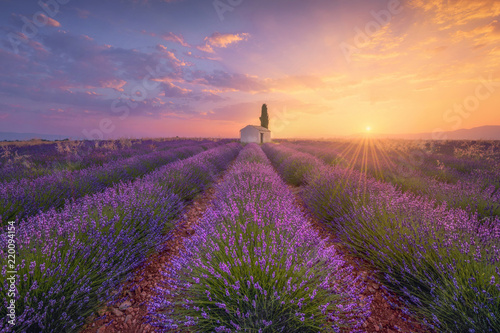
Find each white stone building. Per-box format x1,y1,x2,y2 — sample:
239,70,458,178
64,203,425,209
240,125,271,144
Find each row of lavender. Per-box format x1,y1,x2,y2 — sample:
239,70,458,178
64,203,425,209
282,140,500,218
378,139,500,183
262,143,500,332
148,144,371,332
281,139,500,185
0,140,229,225
0,138,207,182
0,142,241,332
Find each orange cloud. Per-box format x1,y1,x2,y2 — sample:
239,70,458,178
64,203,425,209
156,44,186,65
409,0,500,29
198,32,250,53
39,14,61,27
101,79,127,92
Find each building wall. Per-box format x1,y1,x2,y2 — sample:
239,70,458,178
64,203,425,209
262,131,271,143
240,127,259,143
240,127,271,143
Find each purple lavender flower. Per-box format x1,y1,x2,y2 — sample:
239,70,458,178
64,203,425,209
0,142,241,332
148,144,370,332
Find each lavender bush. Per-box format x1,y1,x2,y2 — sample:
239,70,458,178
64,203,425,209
0,138,224,182
263,143,500,332
0,143,241,332
260,144,322,186
149,144,371,332
0,141,228,225
283,140,500,219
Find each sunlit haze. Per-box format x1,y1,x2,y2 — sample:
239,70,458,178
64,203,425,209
1,0,500,139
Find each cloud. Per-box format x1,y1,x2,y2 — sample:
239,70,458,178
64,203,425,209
197,32,250,53
144,31,190,47
187,69,330,93
8,13,61,30
16,13,61,27
183,51,221,61
76,8,91,19
158,81,225,103
43,31,106,61
491,20,500,34
204,102,260,122
43,15,61,27
202,99,327,125
161,32,190,47
155,44,185,65
398,0,500,75
267,75,327,92
101,79,127,92
161,82,192,97
190,70,268,93
0,29,192,121
156,44,168,51
409,0,500,29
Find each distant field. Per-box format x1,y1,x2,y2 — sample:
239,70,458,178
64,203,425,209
0,139,55,147
1,138,498,333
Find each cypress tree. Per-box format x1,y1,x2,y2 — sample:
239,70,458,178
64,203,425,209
260,104,269,129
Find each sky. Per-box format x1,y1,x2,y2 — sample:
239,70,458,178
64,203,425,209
0,0,500,139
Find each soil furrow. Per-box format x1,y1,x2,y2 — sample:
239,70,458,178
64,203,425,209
80,180,221,333
82,165,432,333
288,186,432,333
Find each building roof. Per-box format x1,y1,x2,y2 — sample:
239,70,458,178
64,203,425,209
240,125,271,132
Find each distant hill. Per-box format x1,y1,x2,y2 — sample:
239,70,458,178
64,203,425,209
0,132,69,141
366,126,500,140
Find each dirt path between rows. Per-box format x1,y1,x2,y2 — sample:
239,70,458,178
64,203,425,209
80,180,221,333
288,186,432,333
80,166,432,333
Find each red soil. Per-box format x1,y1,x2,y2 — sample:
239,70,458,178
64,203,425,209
290,186,432,333
80,178,432,333
80,183,218,333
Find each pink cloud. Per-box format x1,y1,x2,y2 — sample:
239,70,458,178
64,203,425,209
156,44,185,65
161,32,190,47
141,30,157,37
161,82,192,97
101,79,127,92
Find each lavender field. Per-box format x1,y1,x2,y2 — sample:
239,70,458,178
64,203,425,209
1,139,499,332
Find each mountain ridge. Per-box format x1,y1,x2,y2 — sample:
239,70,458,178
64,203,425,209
0,132,71,141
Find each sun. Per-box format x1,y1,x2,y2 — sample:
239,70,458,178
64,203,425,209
366,126,371,132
